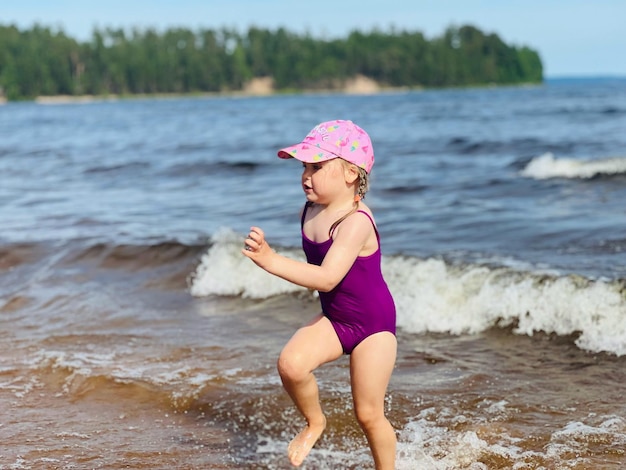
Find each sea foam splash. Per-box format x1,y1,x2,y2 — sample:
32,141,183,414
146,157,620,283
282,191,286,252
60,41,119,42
396,410,626,469
521,152,626,179
386,256,626,356
189,228,305,298
190,229,626,356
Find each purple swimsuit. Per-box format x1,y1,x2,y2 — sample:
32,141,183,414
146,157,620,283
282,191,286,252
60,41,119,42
301,204,396,354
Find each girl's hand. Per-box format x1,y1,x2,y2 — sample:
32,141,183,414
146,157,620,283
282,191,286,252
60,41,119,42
242,226,273,266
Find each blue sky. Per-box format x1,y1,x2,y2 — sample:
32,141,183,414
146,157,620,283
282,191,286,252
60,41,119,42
4,0,625,77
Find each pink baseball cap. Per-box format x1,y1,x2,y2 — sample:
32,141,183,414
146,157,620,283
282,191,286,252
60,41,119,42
277,120,375,173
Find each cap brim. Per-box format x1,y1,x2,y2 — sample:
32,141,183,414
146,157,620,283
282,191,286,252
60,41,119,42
277,143,339,164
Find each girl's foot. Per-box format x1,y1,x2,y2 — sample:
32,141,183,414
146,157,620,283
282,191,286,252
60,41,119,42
287,418,326,466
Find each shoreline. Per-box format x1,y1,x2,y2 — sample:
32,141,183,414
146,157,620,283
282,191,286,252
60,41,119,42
1,75,551,106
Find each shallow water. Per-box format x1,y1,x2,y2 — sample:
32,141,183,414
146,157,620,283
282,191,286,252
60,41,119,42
1,237,625,468
1,78,626,468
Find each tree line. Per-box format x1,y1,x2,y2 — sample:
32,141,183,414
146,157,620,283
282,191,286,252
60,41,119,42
0,23,543,100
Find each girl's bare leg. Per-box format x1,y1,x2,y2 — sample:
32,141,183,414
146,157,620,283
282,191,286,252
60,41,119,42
350,332,397,470
277,314,343,467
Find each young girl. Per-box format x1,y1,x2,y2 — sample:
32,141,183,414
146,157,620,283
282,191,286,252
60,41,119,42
242,120,397,469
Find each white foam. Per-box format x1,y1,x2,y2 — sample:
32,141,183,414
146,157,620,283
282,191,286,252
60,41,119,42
384,256,626,355
545,416,626,462
397,412,626,469
520,152,626,179
0,374,40,399
31,349,117,377
189,228,305,298
396,414,489,469
255,437,372,469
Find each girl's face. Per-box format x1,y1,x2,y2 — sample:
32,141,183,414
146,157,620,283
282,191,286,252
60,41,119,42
300,159,348,204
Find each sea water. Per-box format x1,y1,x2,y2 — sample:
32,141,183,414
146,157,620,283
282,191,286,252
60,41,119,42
1,78,625,468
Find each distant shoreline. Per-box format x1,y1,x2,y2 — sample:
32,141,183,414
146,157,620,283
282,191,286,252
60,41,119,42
5,80,547,106
9,75,624,106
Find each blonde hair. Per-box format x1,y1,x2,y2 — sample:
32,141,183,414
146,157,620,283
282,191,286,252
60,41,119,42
355,166,369,200
336,159,370,200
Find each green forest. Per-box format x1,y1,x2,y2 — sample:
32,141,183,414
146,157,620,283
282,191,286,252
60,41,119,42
0,23,543,101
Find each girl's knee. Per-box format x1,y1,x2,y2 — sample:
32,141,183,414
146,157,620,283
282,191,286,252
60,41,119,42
277,351,308,383
354,403,386,429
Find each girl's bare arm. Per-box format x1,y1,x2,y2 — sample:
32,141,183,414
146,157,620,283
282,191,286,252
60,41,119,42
242,216,372,292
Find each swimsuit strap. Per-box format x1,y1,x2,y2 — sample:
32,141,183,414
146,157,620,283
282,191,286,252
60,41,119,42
300,201,313,228
355,210,377,231
301,203,378,238
329,210,379,238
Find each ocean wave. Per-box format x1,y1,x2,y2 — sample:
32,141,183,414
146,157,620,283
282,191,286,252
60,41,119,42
190,229,626,355
445,136,551,156
189,228,304,298
64,241,204,270
381,183,429,195
162,160,261,177
520,152,626,180
0,242,42,270
1,240,205,271
23,347,221,411
84,161,150,174
386,256,626,356
1,240,206,295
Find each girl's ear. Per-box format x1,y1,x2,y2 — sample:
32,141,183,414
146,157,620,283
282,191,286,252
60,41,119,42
344,164,359,184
